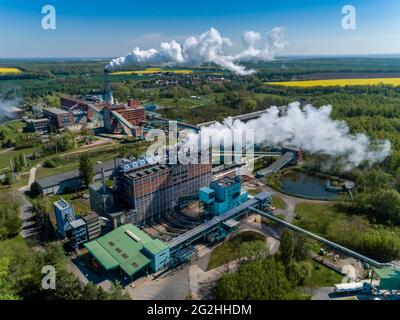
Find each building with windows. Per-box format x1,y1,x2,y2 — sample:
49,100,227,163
53,199,88,249
199,176,248,216
115,159,212,225
26,118,50,133
82,212,102,241
43,107,74,129
103,100,147,137
9,106,25,119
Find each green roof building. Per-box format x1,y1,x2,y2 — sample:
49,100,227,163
373,268,400,292
85,224,170,277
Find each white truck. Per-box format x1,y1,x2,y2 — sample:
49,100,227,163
333,282,372,295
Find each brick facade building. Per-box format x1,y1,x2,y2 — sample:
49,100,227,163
43,107,74,129
115,161,212,225
103,100,147,136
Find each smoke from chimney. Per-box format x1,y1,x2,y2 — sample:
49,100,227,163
105,27,286,75
182,102,391,170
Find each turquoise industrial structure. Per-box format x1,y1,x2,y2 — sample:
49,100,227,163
199,176,248,215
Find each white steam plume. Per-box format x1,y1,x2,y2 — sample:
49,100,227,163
106,27,286,75
184,102,391,169
0,97,20,122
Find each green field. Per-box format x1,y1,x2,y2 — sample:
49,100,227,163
272,195,287,209
0,120,25,139
207,231,266,270
0,147,39,172
49,190,90,216
294,202,351,236
35,141,149,180
300,260,343,288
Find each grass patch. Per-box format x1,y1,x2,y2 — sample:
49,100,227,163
300,260,343,288
272,195,287,209
294,202,350,236
35,141,148,179
294,202,400,261
49,190,90,216
35,161,79,180
0,147,39,172
207,231,266,270
247,188,262,196
0,120,26,140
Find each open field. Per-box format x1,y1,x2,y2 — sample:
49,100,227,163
300,260,343,288
266,78,400,87
272,195,287,209
207,231,266,270
297,72,400,80
294,202,358,236
0,147,39,172
0,120,26,139
0,67,22,74
112,67,193,75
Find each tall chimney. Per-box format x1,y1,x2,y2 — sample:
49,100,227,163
101,168,106,192
104,69,114,105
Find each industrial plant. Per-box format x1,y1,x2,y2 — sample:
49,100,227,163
20,72,394,299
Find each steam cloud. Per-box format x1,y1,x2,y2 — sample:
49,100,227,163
0,97,20,122
106,27,286,75
184,102,391,169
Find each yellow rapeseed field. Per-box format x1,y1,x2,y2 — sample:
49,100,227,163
0,67,22,75
266,78,400,87
112,67,193,75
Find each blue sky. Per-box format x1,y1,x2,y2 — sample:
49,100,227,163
1,0,400,58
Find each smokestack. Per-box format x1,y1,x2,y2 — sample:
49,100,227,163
104,69,114,105
101,168,106,192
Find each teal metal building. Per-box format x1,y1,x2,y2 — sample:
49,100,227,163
199,176,248,216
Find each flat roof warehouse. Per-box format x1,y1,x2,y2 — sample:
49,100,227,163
85,224,169,277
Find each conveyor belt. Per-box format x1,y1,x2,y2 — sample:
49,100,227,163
256,152,293,177
167,198,259,249
249,207,394,268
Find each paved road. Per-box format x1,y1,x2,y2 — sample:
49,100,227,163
16,191,40,239
19,165,40,192
127,265,191,300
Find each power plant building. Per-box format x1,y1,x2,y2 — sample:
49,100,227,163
89,182,115,216
85,224,170,278
26,118,50,133
103,101,147,137
82,212,102,241
43,107,74,129
60,97,96,124
199,176,248,216
115,159,212,225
